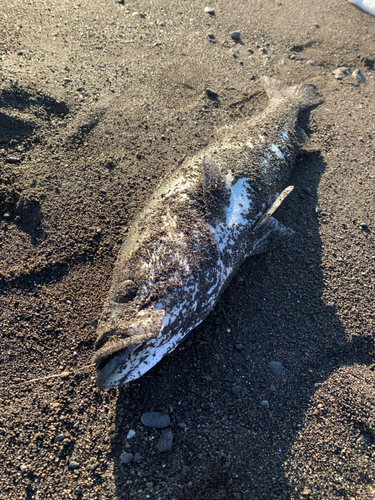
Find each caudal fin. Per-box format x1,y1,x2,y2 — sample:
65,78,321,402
261,76,323,110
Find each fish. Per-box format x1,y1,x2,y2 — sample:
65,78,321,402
93,77,323,389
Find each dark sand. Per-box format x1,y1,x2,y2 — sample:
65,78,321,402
0,0,374,498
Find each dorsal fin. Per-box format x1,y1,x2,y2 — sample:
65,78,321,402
202,155,231,226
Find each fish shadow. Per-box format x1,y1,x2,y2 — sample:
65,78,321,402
109,151,374,499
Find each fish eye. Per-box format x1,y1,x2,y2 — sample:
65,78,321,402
112,280,138,303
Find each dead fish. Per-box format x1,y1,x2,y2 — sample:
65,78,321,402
93,77,323,389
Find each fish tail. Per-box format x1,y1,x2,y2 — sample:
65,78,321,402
262,77,323,110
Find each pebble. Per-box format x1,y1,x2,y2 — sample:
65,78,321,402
304,187,312,195
5,156,21,163
231,385,242,395
204,6,215,14
157,428,173,452
141,412,170,429
356,432,373,446
133,453,142,461
235,343,244,351
127,430,136,439
54,434,66,443
352,69,366,83
269,361,285,375
360,223,369,230
207,33,215,40
120,452,134,464
231,31,241,41
261,400,269,408
68,461,80,469
206,88,219,98
20,465,29,473
333,67,349,80
260,47,268,54
306,60,316,66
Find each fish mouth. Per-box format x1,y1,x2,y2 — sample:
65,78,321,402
94,308,167,389
96,344,141,390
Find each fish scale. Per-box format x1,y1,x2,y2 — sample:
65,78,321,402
93,77,323,389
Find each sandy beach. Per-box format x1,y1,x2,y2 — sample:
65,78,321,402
0,0,374,498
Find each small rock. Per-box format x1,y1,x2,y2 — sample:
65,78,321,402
260,47,268,54
269,361,285,375
270,384,276,392
206,88,219,98
20,465,29,473
207,33,215,40
356,432,373,446
360,223,369,230
306,60,316,66
231,385,242,395
333,67,349,79
68,461,80,469
141,412,170,429
3,213,10,219
204,6,215,14
54,434,66,443
127,430,136,439
88,464,97,471
157,428,173,452
120,452,133,464
133,452,142,461
261,400,269,408
177,422,187,429
231,31,241,40
299,192,306,199
304,187,312,195
333,69,345,80
352,69,366,83
5,156,21,164
235,343,244,351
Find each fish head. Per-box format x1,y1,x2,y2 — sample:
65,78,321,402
94,305,167,389
93,232,182,389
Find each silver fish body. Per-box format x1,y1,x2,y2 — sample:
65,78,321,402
94,78,322,389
